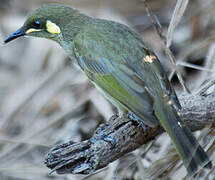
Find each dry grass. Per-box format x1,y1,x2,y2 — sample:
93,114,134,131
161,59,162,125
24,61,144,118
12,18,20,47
1,0,215,179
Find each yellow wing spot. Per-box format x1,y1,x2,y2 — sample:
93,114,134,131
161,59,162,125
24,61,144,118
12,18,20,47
167,100,172,105
46,20,61,34
178,121,182,128
25,28,41,34
163,93,167,97
142,55,156,63
177,112,181,117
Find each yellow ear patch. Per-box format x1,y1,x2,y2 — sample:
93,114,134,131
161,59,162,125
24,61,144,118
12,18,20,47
25,28,41,34
46,20,61,34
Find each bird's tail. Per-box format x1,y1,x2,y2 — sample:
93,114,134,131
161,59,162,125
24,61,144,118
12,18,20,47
154,100,209,177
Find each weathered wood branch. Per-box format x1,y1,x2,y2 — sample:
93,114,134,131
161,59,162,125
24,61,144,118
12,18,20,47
44,93,215,174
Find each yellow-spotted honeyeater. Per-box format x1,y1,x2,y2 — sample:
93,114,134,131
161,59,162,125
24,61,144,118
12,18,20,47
4,4,209,176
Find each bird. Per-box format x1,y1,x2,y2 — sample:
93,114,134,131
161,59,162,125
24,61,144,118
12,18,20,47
4,4,209,176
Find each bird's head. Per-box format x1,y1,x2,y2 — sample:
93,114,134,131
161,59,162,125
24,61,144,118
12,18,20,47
4,4,88,44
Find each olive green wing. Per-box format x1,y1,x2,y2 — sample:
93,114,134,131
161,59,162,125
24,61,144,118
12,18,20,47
123,53,181,110
77,56,159,127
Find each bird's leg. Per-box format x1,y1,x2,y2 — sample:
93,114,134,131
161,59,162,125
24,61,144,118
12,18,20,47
127,113,147,131
118,107,127,118
92,107,127,146
117,107,147,131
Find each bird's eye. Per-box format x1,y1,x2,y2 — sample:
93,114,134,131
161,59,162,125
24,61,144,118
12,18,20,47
32,20,41,29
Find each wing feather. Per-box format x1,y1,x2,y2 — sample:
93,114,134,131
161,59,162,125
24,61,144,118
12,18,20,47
74,23,180,127
78,56,158,127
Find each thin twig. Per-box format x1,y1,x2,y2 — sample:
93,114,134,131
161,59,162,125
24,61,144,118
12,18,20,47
142,0,190,93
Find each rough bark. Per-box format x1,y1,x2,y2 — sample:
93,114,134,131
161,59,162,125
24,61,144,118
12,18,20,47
44,93,215,174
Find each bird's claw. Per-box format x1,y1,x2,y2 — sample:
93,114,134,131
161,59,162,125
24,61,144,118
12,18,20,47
128,113,147,131
91,124,116,147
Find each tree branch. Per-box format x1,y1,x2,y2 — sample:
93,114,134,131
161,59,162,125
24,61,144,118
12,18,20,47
44,92,215,175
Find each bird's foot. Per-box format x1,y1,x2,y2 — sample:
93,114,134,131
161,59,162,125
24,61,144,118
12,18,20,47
102,135,116,145
128,113,147,131
90,124,116,146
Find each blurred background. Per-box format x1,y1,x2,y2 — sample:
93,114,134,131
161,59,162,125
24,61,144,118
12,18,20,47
1,0,215,179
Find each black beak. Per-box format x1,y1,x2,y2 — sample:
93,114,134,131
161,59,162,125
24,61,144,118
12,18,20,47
4,28,25,44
